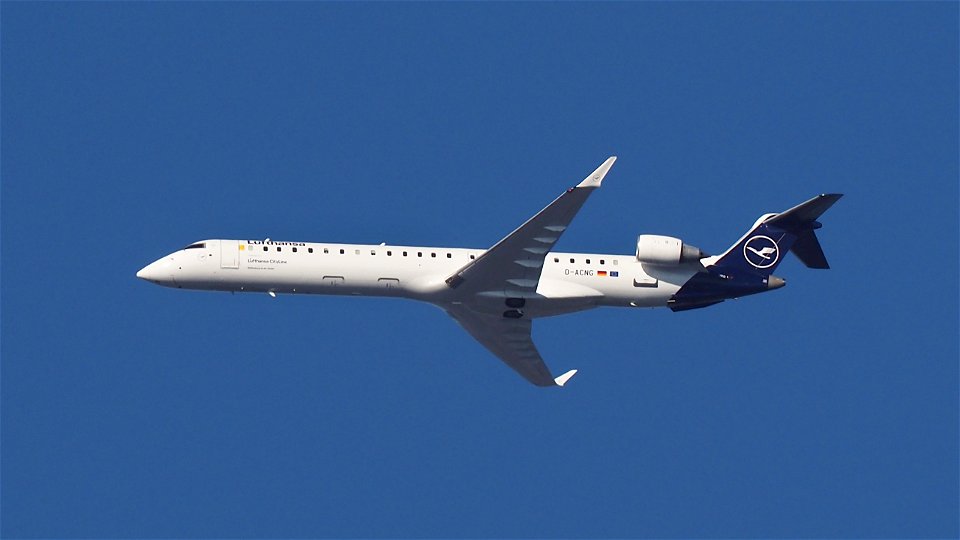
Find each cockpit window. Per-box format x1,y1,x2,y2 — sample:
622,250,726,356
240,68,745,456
184,243,206,250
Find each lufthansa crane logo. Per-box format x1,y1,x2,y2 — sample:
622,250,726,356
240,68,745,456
743,235,779,269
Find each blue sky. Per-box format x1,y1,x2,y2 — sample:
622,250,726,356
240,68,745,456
2,3,957,538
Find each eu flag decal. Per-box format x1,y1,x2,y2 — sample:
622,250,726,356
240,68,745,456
610,271,619,277
598,271,608,276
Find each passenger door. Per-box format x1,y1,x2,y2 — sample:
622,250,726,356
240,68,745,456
220,240,240,269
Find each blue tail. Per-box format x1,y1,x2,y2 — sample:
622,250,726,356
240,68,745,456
712,193,843,276
668,194,842,312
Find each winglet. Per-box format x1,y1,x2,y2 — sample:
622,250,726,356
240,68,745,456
576,156,617,188
554,369,578,387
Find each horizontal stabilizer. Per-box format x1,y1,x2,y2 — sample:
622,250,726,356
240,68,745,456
766,193,841,269
791,230,830,269
766,193,843,229
554,369,578,387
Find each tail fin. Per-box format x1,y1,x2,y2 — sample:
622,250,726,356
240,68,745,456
706,194,843,276
669,193,842,312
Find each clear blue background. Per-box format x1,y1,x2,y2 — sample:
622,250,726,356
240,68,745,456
3,3,957,538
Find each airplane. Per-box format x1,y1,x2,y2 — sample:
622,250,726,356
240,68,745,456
137,157,842,387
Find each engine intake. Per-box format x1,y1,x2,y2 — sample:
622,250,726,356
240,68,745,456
636,234,704,265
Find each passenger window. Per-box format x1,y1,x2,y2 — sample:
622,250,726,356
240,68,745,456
263,246,268,252
600,259,604,265
403,251,408,257
613,260,618,266
339,249,345,254
570,258,575,263
371,250,376,255
292,247,298,253
308,248,314,253
418,252,422,257
355,249,360,255
431,253,436,258
586,259,590,264
470,255,475,260
387,251,392,256
323,248,329,254
554,258,559,263
446,253,451,258
277,247,282,252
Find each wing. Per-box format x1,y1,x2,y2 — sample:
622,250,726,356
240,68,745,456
442,157,616,387
446,306,577,387
445,156,616,296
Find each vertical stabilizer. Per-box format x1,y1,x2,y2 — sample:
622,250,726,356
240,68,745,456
709,194,842,276
670,194,842,311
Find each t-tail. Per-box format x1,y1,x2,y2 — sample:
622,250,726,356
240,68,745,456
669,193,843,312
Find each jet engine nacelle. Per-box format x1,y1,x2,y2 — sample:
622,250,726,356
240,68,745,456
636,234,704,265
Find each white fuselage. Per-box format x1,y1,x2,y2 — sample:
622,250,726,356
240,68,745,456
138,239,698,318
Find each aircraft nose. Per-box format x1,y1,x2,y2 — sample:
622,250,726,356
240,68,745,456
136,261,159,281
137,257,175,285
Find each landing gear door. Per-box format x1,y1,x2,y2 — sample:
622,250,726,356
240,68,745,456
220,240,240,269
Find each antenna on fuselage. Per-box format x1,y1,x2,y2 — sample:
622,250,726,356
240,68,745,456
264,237,271,243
